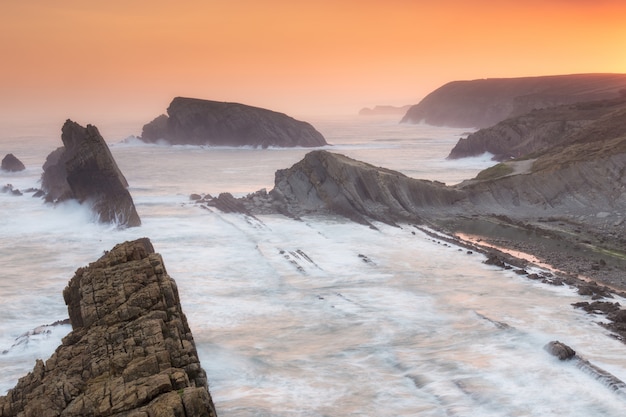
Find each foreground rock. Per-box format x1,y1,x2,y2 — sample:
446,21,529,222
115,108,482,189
448,96,626,160
401,73,626,128
0,238,217,417
41,120,141,227
141,97,327,148
1,154,25,172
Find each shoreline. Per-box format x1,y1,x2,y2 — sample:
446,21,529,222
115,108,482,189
417,217,626,344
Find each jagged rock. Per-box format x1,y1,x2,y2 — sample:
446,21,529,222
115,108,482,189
1,154,25,172
448,97,626,160
41,120,141,228
401,73,626,128
0,238,217,417
140,97,327,148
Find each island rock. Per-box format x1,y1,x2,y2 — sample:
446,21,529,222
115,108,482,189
0,238,217,417
41,120,141,228
140,97,327,148
1,154,25,172
401,73,626,128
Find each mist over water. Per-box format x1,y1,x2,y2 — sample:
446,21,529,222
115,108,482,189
1,115,626,415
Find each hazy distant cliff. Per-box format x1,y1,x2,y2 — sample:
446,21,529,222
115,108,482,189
401,73,626,128
141,97,327,148
448,95,626,160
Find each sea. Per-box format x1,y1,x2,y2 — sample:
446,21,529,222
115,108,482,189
1,115,625,416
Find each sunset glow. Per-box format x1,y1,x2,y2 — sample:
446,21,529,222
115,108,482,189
1,0,625,127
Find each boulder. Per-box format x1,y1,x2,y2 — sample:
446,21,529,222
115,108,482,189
544,340,576,360
401,73,626,128
41,120,141,228
140,97,327,148
0,238,217,417
1,154,25,172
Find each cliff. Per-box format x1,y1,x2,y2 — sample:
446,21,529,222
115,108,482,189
140,97,327,148
41,120,141,228
448,96,626,160
401,73,626,128
359,105,411,116
0,238,217,417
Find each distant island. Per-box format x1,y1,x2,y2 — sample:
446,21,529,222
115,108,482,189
140,97,327,148
401,73,626,128
358,105,411,116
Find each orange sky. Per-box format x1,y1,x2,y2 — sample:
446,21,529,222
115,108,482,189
1,0,625,129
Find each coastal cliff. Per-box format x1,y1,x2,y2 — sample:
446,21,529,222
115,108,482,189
0,238,217,417
41,120,141,228
141,97,327,148
448,96,626,160
401,73,626,128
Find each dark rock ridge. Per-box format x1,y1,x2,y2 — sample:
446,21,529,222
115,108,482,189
358,105,411,116
401,73,626,128
141,97,327,148
1,154,25,172
448,96,626,160
41,120,141,228
0,238,217,417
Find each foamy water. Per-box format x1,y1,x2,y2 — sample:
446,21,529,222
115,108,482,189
1,116,625,416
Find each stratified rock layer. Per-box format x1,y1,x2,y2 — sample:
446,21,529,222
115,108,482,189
1,154,25,172
41,120,141,227
140,97,327,148
401,73,626,128
0,238,217,417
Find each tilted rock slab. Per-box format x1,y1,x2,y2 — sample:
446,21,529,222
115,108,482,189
41,120,141,227
0,238,217,417
141,97,327,148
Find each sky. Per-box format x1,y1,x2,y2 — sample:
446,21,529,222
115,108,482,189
1,0,625,130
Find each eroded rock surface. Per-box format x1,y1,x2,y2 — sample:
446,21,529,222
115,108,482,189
0,238,217,417
141,97,327,148
41,120,141,227
401,73,626,128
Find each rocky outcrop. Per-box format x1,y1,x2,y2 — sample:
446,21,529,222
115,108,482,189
140,97,327,148
401,73,626,128
0,238,217,417
41,120,141,228
359,105,411,116
448,97,626,160
1,154,25,172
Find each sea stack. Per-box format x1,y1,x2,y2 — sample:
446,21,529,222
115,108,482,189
0,238,217,417
1,154,26,172
140,97,327,148
41,120,141,228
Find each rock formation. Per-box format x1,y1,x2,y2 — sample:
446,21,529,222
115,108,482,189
358,105,411,116
41,120,141,228
448,96,626,160
140,97,327,148
0,238,217,417
1,154,25,172
401,73,626,128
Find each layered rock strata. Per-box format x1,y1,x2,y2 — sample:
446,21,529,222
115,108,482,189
0,238,217,417
141,97,327,148
448,97,626,160
401,73,626,128
41,120,141,227
1,154,25,172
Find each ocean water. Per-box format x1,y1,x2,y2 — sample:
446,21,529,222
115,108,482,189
1,115,626,416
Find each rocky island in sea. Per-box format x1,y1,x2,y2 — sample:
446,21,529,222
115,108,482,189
140,97,328,148
0,238,217,417
400,73,626,128
1,154,25,172
40,119,141,228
